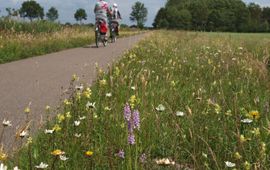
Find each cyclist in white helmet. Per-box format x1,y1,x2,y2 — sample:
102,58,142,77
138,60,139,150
110,3,122,35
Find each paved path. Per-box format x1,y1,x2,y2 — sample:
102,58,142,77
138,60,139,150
0,34,146,151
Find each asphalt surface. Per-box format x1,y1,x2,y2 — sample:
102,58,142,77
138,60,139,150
0,34,146,152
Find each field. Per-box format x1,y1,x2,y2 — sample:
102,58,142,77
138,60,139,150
1,30,270,169
0,19,139,64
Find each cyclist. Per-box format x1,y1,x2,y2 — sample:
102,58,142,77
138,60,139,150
110,3,122,36
94,0,111,38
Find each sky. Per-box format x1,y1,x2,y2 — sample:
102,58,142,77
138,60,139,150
0,0,269,26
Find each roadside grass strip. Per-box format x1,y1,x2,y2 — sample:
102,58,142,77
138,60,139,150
2,31,270,169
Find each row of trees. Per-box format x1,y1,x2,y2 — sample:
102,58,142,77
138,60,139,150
153,0,270,32
3,1,148,28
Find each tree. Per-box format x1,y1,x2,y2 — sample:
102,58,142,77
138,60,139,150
19,0,44,21
189,0,209,31
74,8,87,24
130,1,148,29
46,7,58,22
153,8,168,28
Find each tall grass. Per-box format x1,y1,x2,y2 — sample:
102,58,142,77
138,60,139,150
0,19,140,64
0,18,62,33
2,31,270,169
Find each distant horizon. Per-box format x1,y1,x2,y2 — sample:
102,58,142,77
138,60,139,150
0,0,269,27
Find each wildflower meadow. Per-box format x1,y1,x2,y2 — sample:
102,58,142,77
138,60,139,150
1,31,270,169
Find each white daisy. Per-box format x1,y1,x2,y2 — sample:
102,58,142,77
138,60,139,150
35,162,48,169
19,130,29,138
241,119,253,124
2,119,12,127
74,133,82,138
225,161,236,168
13,167,20,170
105,93,112,97
176,111,185,117
0,163,7,170
44,129,54,134
86,101,96,109
79,116,86,120
74,121,81,126
75,84,83,91
156,104,165,112
60,155,69,161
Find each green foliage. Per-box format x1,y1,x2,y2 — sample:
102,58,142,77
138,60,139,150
19,0,44,21
74,8,87,24
130,1,148,29
153,0,270,32
46,7,59,22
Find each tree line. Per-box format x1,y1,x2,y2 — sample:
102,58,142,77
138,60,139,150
2,0,148,28
4,1,87,23
153,0,270,32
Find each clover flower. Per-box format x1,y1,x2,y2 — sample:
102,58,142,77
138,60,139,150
124,103,131,122
140,153,147,163
133,110,140,130
128,133,135,145
116,149,125,159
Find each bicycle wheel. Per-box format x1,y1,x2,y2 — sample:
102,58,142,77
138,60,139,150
95,30,99,48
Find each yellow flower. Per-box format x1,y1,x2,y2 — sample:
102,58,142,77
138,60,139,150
76,92,81,100
57,114,65,123
240,135,246,143
83,88,92,98
45,105,51,111
129,95,136,108
234,152,242,160
170,81,176,87
53,124,61,132
114,67,120,76
0,147,7,161
85,151,93,157
51,149,65,156
251,128,260,136
248,110,260,120
64,99,72,106
99,79,107,86
65,112,71,118
72,74,78,81
244,161,251,170
24,107,30,114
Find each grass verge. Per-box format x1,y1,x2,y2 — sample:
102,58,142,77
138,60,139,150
2,30,270,169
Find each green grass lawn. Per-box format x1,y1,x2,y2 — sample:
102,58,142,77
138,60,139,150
2,30,270,169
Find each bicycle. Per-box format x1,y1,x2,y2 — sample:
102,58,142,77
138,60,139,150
95,20,108,48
